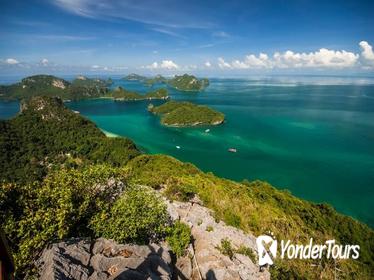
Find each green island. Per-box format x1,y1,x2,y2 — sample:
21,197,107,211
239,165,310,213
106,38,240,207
111,86,169,101
144,74,168,86
0,73,212,102
0,74,111,101
148,100,225,126
0,74,170,102
123,73,209,91
167,74,209,91
122,73,147,81
0,96,373,279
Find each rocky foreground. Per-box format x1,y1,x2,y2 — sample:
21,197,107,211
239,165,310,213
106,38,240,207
36,197,270,280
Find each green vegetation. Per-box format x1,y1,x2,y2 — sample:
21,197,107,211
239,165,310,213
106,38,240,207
124,154,374,279
0,75,70,100
216,238,235,259
206,225,214,232
0,96,139,183
0,96,373,279
111,86,169,101
0,75,110,101
149,100,225,126
164,181,197,202
0,165,127,276
165,221,191,257
90,185,169,244
236,245,257,263
217,241,257,263
144,74,168,86
71,75,111,87
168,74,209,91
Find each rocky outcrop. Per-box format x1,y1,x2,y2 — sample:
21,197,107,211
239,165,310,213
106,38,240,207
166,198,270,280
36,238,172,280
35,194,270,280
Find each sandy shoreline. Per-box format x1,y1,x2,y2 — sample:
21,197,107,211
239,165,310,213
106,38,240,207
101,129,120,138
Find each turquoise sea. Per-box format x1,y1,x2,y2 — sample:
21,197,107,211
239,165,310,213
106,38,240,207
1,76,374,227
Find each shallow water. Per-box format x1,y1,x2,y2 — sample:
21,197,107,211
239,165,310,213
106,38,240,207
1,76,374,227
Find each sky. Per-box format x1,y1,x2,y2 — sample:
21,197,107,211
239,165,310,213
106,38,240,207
0,0,374,76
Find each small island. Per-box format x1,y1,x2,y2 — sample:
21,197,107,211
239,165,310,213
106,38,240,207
168,74,209,91
111,87,169,101
148,100,224,127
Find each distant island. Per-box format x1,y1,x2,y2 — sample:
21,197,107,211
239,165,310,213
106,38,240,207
122,73,147,81
0,74,210,102
148,100,224,127
168,74,209,91
0,74,111,101
0,74,167,102
111,87,169,101
123,73,209,91
144,74,168,86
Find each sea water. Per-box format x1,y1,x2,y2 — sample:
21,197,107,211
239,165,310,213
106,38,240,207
1,76,373,227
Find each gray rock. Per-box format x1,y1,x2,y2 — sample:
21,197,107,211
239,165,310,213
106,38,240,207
165,199,271,280
36,238,172,280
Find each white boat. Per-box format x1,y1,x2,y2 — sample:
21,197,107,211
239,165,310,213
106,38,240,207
228,148,237,153
205,129,210,133
176,145,181,149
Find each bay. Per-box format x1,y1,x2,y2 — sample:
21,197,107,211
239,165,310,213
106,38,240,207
1,76,374,227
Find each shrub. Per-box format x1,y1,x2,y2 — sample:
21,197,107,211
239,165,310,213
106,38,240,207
236,245,257,263
90,185,169,244
164,183,196,202
224,210,241,228
206,226,214,232
166,221,191,257
216,238,234,259
0,165,125,277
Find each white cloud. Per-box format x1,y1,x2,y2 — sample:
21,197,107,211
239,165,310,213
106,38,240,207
359,41,374,67
273,49,358,68
212,31,230,38
41,58,49,66
144,60,179,70
6,58,19,64
53,0,213,29
218,44,363,70
218,57,232,69
205,61,212,67
160,60,179,69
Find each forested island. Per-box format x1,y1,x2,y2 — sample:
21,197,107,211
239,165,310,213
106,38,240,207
122,73,147,81
111,86,169,101
144,74,168,86
0,74,210,104
168,74,209,91
0,75,111,101
0,96,373,279
148,100,225,126
123,73,209,91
